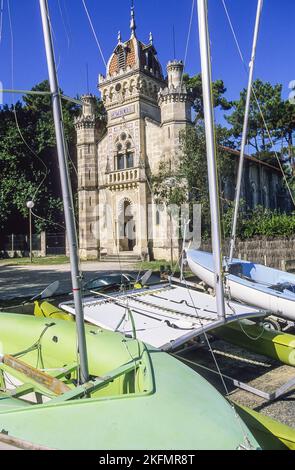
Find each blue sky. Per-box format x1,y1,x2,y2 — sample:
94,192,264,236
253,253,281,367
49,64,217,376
0,0,294,122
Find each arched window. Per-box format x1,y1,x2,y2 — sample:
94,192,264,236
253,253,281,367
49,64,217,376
126,152,134,168
115,135,135,170
117,154,124,170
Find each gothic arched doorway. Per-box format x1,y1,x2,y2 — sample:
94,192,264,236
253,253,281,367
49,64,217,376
118,199,136,252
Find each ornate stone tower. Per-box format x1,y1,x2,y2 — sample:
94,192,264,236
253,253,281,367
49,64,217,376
76,6,193,261
96,6,166,259
75,95,100,259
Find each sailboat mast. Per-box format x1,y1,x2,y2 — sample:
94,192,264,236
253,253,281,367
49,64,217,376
229,0,263,263
197,0,225,318
39,0,89,383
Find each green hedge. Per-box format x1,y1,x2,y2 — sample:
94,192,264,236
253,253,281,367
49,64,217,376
223,206,295,239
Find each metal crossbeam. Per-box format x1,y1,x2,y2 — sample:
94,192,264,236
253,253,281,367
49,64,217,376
2,89,82,105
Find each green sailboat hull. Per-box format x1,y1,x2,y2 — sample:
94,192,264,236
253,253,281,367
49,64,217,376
212,320,295,366
236,404,295,450
0,313,260,450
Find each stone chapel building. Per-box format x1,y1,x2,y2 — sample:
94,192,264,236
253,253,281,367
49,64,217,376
75,7,193,261
75,6,288,261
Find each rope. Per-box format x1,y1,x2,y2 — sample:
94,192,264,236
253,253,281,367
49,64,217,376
238,319,265,342
224,277,265,341
81,0,107,68
221,0,295,208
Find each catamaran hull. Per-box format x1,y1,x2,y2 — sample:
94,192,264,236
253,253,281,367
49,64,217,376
187,250,295,322
0,313,260,450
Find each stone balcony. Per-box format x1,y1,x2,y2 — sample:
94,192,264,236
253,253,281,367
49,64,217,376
106,167,145,191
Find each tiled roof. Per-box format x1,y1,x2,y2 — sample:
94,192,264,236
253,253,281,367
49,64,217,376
109,40,136,76
107,36,163,79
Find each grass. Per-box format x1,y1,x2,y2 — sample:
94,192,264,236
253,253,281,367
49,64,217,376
0,255,70,266
135,260,171,271
135,260,191,275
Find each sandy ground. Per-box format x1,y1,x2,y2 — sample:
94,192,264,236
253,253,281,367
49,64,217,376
0,261,136,301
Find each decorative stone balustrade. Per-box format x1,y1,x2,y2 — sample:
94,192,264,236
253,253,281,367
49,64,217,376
109,168,138,184
107,168,143,191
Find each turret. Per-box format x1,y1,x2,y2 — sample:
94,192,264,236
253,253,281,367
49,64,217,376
75,95,98,190
74,95,100,259
167,60,184,89
81,94,97,117
158,61,193,125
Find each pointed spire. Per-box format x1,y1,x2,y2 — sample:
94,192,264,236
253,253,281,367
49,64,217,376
149,32,153,45
117,30,122,43
130,1,136,37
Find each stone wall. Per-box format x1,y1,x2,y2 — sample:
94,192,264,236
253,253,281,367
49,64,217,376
201,237,295,271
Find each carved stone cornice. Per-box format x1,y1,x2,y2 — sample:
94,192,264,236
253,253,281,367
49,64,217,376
74,115,96,130
158,85,194,106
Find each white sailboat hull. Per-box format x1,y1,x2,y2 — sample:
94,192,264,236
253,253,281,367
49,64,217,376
187,250,295,322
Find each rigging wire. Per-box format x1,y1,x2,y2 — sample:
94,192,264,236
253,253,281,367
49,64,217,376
81,0,107,68
180,0,195,90
57,0,71,49
182,275,230,396
31,209,65,230
7,0,48,204
221,0,295,208
0,0,4,46
65,137,78,177
62,0,73,40
7,0,78,240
